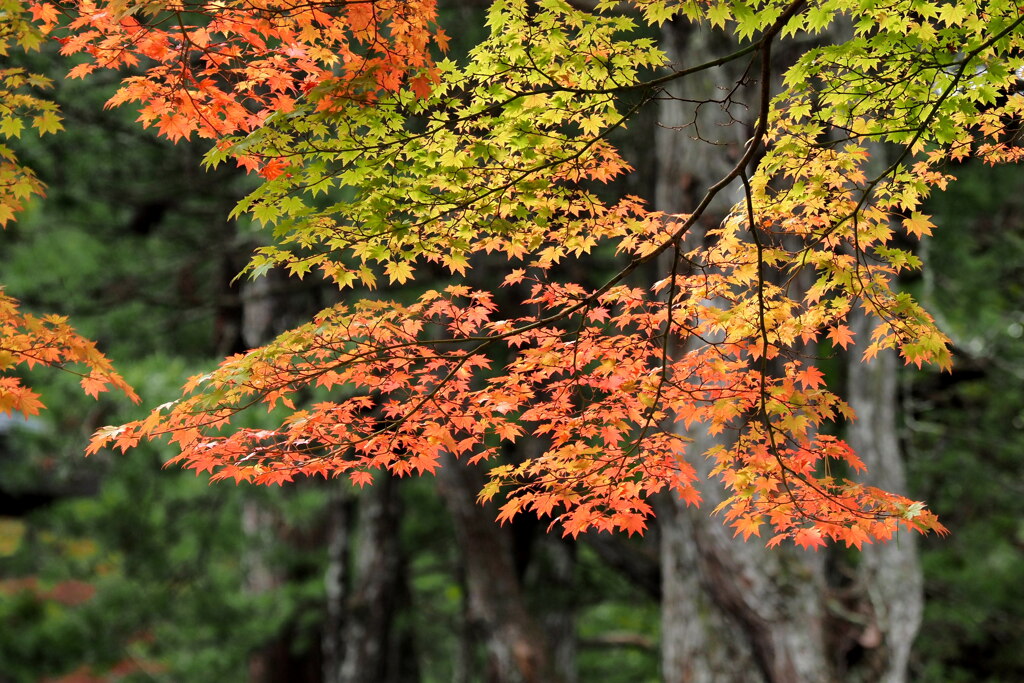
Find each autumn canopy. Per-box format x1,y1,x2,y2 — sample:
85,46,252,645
3,0,1022,548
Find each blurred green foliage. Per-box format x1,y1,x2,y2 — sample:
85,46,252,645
908,162,1024,682
0,43,324,681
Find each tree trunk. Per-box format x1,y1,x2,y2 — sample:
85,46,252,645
323,478,419,683
653,17,924,683
657,438,830,683
238,267,325,683
842,309,923,683
654,18,830,683
435,453,561,683
535,535,578,683
322,491,355,683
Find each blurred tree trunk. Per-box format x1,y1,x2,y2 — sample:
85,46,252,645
443,239,578,683
238,269,323,683
537,535,578,683
653,17,923,683
242,500,325,683
654,21,829,683
238,271,419,682
842,309,923,683
322,491,355,682
656,436,829,683
436,453,563,683
323,478,419,683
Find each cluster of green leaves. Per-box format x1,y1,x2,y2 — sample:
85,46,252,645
0,0,60,226
220,0,668,287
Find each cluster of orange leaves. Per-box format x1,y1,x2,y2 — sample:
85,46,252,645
0,290,137,416
2,7,137,418
89,213,945,548
30,0,446,168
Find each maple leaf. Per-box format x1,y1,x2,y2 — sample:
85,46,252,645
66,63,95,79
902,212,935,238
599,424,622,445
837,525,872,550
796,364,825,390
349,469,379,488
385,260,415,285
80,373,109,398
792,528,827,550
0,286,136,424
827,324,855,350
732,516,763,541
614,512,648,537
502,269,526,286
676,486,701,507
155,113,194,143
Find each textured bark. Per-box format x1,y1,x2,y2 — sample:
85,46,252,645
535,536,578,683
234,262,338,683
657,435,829,683
436,453,561,683
654,18,924,683
842,309,923,683
322,491,355,682
655,18,829,683
323,478,419,683
243,502,281,683
448,223,576,683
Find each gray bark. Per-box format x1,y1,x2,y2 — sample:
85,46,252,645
435,453,562,683
242,501,282,683
534,536,578,683
843,309,923,683
323,492,355,682
242,499,324,683
654,17,924,683
654,21,746,220
655,18,830,683
323,478,418,683
657,435,829,683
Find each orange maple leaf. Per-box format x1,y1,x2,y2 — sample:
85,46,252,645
827,324,855,350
